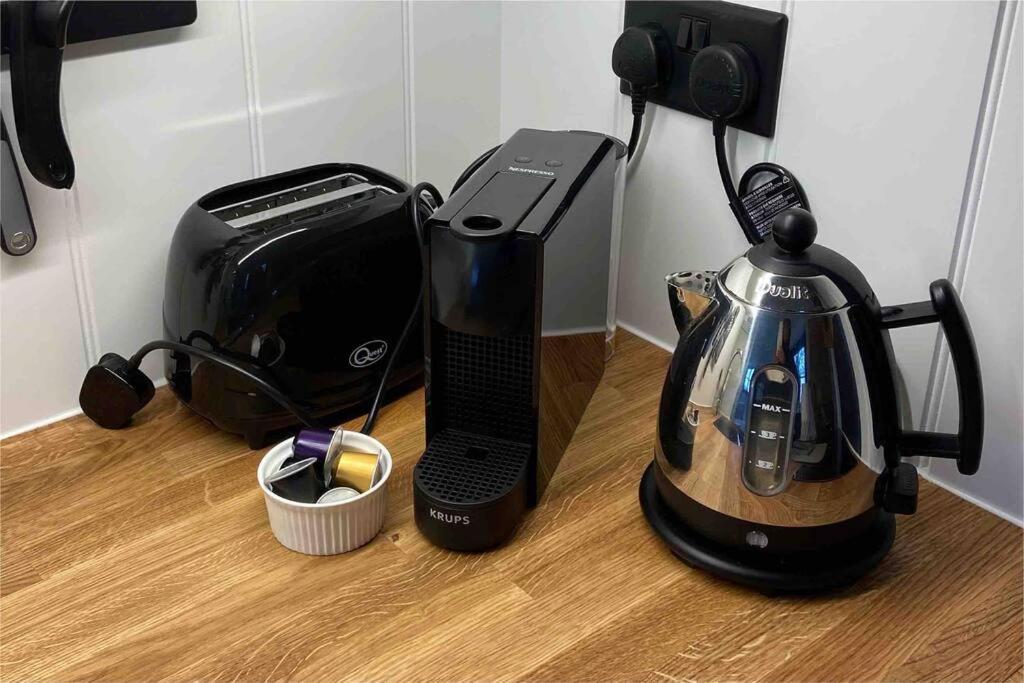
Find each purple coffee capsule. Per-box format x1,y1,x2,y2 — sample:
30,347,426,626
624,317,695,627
292,429,334,464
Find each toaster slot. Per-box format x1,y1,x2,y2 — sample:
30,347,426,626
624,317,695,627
209,173,381,224
215,180,388,232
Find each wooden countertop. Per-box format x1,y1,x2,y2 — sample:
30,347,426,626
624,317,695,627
2,332,1021,682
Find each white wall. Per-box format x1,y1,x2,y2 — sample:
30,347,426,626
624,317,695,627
498,0,1022,524
2,1,1020,524
0,1,501,434
929,5,1023,522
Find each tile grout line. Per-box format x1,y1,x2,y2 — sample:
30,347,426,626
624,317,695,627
401,0,417,183
920,0,1017,440
764,0,795,164
58,87,101,369
238,0,266,178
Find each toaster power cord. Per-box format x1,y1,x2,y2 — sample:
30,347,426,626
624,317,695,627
451,146,500,195
79,342,325,431
359,181,444,435
132,342,323,429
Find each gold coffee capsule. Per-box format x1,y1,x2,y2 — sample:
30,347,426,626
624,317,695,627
330,450,382,493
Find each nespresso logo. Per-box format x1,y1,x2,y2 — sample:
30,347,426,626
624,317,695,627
508,166,555,177
429,508,470,525
755,280,811,301
349,340,388,368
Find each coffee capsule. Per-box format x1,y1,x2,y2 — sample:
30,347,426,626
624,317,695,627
265,457,325,503
316,487,361,504
327,449,382,493
315,430,382,492
292,429,334,465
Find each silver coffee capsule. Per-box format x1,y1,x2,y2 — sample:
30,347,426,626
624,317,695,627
316,486,361,504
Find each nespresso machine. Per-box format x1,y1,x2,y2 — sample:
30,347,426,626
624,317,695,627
413,129,626,551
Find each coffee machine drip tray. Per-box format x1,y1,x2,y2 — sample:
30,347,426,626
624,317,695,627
639,464,895,593
413,429,530,551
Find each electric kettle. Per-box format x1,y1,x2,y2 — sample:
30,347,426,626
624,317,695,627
640,208,984,592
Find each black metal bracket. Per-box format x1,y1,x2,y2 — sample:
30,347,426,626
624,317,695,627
0,0,196,190
0,0,196,253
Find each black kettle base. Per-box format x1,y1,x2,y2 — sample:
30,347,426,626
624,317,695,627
639,463,895,594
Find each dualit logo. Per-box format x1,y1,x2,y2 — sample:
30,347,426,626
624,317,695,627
755,280,811,300
430,508,470,525
508,166,555,177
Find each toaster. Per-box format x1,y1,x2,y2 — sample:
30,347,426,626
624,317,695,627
163,163,424,447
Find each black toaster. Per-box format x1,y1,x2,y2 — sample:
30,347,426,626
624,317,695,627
163,163,424,447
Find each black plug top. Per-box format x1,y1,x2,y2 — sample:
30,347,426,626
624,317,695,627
79,352,155,429
612,24,672,92
689,43,759,121
613,23,672,159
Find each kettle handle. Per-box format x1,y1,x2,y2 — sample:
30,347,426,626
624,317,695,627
879,279,984,475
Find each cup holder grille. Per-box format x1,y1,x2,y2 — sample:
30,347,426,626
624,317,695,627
415,429,529,505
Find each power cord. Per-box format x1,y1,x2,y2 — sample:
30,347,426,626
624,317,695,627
691,43,810,245
626,88,647,160
612,25,671,161
712,118,761,245
359,182,443,434
131,341,324,430
452,145,500,195
711,120,811,245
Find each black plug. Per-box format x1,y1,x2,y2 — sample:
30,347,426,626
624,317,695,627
79,352,155,429
612,24,672,93
690,42,766,244
612,24,671,159
689,43,759,121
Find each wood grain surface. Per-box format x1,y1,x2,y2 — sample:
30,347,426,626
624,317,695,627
1,332,1020,682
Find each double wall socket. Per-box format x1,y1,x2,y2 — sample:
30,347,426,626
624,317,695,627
620,1,788,137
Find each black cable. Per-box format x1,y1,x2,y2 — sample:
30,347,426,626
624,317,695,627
713,119,762,245
359,182,444,435
627,113,643,161
128,340,325,430
451,145,500,195
738,162,811,213
713,119,812,246
626,89,647,161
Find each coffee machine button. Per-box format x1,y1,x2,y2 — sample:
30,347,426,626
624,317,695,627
545,159,563,167
514,156,532,163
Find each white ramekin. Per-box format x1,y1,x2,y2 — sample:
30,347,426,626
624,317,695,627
257,431,392,555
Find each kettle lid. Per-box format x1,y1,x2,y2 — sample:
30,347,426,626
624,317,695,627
721,209,876,313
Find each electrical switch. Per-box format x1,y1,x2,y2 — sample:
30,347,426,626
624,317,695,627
676,17,692,50
691,20,709,50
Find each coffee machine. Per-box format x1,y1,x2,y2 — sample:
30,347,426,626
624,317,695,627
413,129,626,551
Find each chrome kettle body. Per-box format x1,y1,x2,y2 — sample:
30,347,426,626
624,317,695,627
645,209,984,588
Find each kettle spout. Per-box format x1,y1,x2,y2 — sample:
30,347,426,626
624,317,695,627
666,271,718,335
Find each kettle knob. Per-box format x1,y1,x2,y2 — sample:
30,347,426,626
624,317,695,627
772,208,817,254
